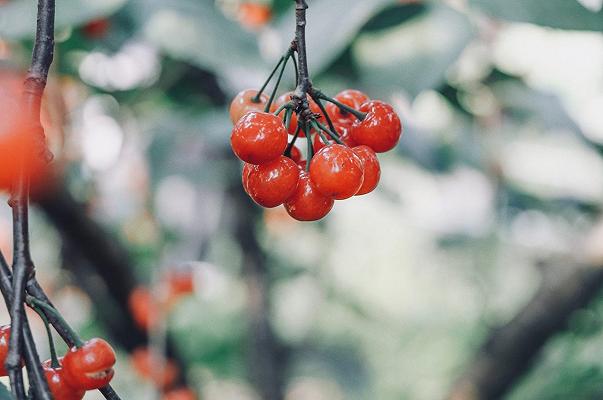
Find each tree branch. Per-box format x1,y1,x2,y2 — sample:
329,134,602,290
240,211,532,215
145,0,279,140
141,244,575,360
447,262,603,400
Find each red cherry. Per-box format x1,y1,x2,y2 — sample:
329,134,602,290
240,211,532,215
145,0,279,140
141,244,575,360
82,18,110,39
229,89,271,125
242,163,254,194
231,112,288,165
352,146,380,195
128,286,158,331
237,2,272,30
351,100,402,153
0,325,10,376
247,156,300,208
284,172,334,221
162,388,197,400
131,347,179,389
287,145,302,164
62,338,116,390
326,89,369,125
43,358,85,400
309,144,364,200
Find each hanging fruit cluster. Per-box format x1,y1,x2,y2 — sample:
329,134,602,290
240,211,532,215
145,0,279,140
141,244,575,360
229,66,402,222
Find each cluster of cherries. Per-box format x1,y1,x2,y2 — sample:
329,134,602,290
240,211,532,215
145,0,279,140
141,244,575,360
229,88,402,221
0,325,116,400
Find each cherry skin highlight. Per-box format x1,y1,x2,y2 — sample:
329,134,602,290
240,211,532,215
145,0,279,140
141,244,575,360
246,156,300,208
231,111,288,165
229,89,271,125
62,338,116,390
43,358,86,400
309,144,364,200
351,100,402,153
352,145,380,195
326,89,369,125
284,172,334,221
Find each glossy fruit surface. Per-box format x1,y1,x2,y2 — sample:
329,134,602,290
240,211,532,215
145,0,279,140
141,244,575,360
309,144,364,200
351,100,402,153
128,286,158,331
231,112,288,165
229,89,270,124
352,145,380,195
326,89,369,125
247,156,300,207
162,388,197,400
63,338,116,390
287,145,302,164
284,172,334,221
0,325,10,376
131,347,179,389
43,358,86,400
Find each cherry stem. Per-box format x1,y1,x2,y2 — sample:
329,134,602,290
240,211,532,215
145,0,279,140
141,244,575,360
252,56,285,103
273,101,293,117
309,93,338,134
32,304,60,368
265,51,291,112
284,125,301,157
314,126,330,146
313,120,344,145
291,52,299,86
316,92,367,121
304,123,313,171
26,296,85,347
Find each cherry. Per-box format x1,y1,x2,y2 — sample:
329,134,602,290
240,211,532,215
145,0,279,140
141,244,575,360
231,111,288,165
242,163,254,195
82,18,110,39
352,146,380,195
284,172,334,221
229,89,271,125
43,358,85,400
131,347,179,389
62,338,116,390
326,89,369,125
351,100,402,153
237,2,272,30
128,286,158,331
246,156,300,208
287,145,302,164
309,144,364,200
0,325,11,376
162,388,197,400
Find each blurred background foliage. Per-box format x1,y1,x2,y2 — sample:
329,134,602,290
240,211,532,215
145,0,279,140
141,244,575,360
1,0,603,399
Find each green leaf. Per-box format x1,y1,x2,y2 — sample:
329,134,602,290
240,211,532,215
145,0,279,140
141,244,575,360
0,0,126,39
469,0,603,31
0,382,14,400
275,0,394,75
353,4,474,98
129,0,265,76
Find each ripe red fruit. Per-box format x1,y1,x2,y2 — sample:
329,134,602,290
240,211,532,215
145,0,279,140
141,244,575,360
287,145,302,164
128,286,158,331
231,112,288,165
247,156,300,208
131,347,179,389
162,388,197,400
62,338,116,390
237,2,272,30
165,269,195,305
351,100,402,153
326,89,369,125
43,358,85,400
0,325,11,376
242,163,254,194
309,144,364,200
284,172,334,221
229,89,271,124
352,146,380,195
82,18,110,39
